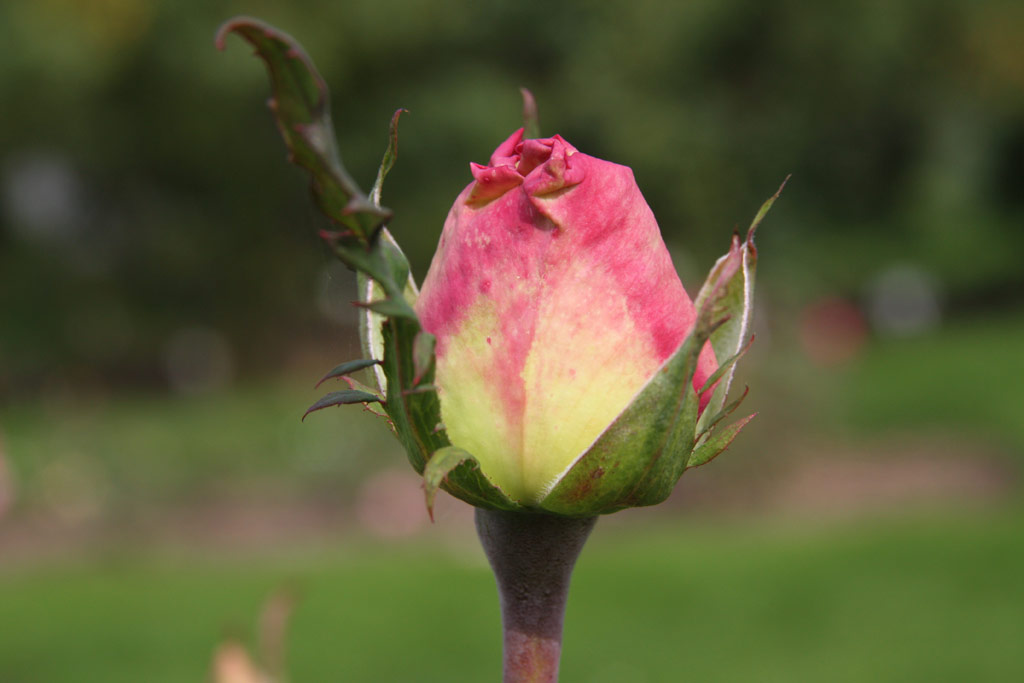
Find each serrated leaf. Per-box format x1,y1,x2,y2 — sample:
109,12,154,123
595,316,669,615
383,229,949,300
315,358,381,388
302,390,381,421
216,17,389,241
520,87,540,139
687,413,756,469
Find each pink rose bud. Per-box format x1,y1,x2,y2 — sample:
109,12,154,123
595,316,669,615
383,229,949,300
416,129,718,504
222,18,776,517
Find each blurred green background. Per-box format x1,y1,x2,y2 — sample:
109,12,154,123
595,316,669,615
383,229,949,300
1,0,1022,680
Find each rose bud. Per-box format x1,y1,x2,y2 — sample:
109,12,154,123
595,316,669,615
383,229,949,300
415,129,720,507
218,17,778,517
319,127,778,518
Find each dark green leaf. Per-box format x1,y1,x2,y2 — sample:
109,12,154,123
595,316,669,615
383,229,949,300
302,390,381,421
315,358,381,388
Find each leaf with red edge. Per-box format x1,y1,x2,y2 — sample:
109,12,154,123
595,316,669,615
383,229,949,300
216,17,389,241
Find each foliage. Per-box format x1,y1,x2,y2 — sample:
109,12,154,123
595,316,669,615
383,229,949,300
1,0,1022,391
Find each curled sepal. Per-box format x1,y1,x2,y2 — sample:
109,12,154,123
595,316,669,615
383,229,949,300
302,390,381,421
687,413,757,469
216,17,390,241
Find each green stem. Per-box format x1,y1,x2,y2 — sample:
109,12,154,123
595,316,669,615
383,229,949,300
475,508,597,683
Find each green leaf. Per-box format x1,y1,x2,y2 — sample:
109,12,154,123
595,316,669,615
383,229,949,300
687,413,756,469
315,358,381,388
216,17,390,241
302,390,381,421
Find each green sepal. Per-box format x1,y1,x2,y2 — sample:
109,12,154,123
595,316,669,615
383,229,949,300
423,446,472,520
687,413,756,469
695,385,750,444
693,177,787,435
315,359,381,388
539,181,787,516
302,390,381,421
370,109,406,207
424,447,523,520
539,303,725,517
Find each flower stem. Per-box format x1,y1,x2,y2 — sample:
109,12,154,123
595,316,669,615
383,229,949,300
475,508,597,683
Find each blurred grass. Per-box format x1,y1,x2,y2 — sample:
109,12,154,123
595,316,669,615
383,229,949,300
0,509,1022,682
1,373,403,515
837,314,1024,452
